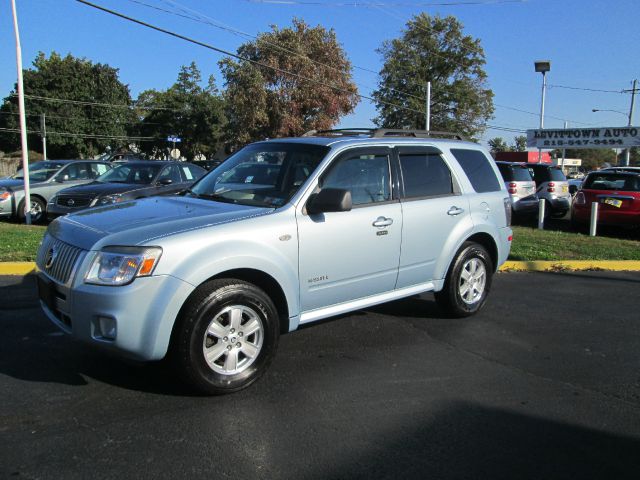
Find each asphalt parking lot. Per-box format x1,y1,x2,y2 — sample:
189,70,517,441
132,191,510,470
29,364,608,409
1,271,639,479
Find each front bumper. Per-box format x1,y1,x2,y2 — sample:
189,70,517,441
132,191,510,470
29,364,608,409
38,270,195,361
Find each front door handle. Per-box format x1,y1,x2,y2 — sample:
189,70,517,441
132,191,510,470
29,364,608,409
447,206,465,216
372,216,393,228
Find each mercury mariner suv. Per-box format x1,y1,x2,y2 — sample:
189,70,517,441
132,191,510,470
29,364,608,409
36,129,513,394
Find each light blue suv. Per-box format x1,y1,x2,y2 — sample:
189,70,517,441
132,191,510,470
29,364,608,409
36,129,512,394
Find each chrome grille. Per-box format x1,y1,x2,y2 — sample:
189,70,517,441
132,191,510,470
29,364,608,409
56,194,93,208
37,234,85,284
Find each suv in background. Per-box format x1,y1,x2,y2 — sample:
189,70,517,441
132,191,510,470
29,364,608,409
528,164,571,217
35,129,512,395
495,161,539,217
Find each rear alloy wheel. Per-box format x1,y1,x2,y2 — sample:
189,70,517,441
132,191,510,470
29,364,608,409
173,279,279,395
435,242,493,318
18,197,46,224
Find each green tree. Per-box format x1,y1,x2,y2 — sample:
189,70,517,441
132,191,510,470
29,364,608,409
0,52,133,158
134,62,226,159
512,135,527,152
372,13,494,140
488,137,508,155
220,18,359,146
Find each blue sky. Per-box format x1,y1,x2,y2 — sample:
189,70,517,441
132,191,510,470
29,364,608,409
2,0,638,145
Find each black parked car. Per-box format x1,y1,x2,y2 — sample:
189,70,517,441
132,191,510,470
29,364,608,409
47,161,206,220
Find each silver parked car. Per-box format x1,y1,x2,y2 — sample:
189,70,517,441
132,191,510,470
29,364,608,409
36,129,513,394
0,160,111,223
495,161,539,217
527,164,571,217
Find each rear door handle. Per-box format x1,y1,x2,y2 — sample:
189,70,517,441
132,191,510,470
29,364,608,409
447,206,465,216
372,216,393,227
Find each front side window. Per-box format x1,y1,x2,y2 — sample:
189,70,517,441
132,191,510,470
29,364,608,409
399,153,453,198
189,143,328,208
450,149,501,193
321,152,391,206
96,164,162,184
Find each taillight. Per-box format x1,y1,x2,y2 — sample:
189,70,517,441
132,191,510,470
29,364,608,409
503,197,512,226
508,182,517,194
574,192,585,205
547,182,555,193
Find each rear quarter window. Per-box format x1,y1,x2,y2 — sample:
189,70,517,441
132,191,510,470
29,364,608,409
450,149,501,193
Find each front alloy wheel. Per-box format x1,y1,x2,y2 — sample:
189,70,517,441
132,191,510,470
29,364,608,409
202,305,264,376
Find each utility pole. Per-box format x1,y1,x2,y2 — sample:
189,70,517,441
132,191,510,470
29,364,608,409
11,0,31,224
40,113,47,160
623,79,637,167
425,81,431,132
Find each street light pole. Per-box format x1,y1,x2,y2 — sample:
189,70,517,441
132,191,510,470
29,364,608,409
11,0,31,224
534,61,551,163
624,79,637,167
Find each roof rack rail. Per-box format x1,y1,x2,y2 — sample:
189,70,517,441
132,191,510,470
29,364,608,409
302,128,465,141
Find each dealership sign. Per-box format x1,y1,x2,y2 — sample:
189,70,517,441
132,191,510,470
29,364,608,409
527,127,640,149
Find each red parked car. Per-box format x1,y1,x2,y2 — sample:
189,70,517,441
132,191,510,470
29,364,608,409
571,171,640,229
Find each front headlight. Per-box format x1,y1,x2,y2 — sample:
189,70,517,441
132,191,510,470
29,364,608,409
48,195,57,205
96,194,123,206
85,246,162,286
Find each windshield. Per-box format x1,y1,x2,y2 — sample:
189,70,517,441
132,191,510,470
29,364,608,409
15,161,65,182
188,143,329,208
96,163,162,184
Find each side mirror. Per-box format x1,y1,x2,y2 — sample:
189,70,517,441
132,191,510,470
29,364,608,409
306,188,352,215
159,179,173,186
56,174,69,183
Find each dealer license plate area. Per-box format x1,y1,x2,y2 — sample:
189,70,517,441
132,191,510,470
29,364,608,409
601,197,623,208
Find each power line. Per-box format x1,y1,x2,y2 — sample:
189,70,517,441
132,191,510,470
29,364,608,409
0,110,163,125
131,0,425,102
0,127,158,141
238,0,525,6
75,0,429,117
11,93,185,112
548,84,625,94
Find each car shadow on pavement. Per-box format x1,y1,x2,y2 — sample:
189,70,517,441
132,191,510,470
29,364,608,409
0,274,198,396
306,401,640,480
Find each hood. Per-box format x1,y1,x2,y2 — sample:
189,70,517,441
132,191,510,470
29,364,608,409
48,195,273,250
55,181,147,197
0,179,25,190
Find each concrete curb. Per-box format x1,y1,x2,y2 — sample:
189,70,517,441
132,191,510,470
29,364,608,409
499,260,640,272
2,260,640,276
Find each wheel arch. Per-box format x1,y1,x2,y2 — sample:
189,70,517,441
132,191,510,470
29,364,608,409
465,232,499,273
170,268,291,355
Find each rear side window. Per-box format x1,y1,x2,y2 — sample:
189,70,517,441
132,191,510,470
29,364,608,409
450,149,501,193
399,153,453,198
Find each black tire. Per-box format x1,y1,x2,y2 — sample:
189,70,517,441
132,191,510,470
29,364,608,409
18,196,46,224
173,279,279,395
435,242,493,318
